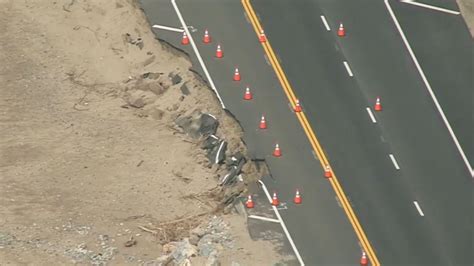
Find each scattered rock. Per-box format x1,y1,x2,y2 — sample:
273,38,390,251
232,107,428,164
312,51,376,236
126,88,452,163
124,236,137,247
143,55,156,67
170,238,197,265
124,33,143,49
197,234,215,257
190,226,206,238
158,75,173,90
156,254,174,265
126,90,157,108
189,234,200,246
162,243,177,254
0,232,16,247
231,262,241,266
205,250,221,266
148,108,166,120
196,216,234,257
147,82,166,95
142,72,161,80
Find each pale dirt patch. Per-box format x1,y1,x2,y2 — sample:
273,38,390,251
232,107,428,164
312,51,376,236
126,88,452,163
0,0,280,265
458,0,474,37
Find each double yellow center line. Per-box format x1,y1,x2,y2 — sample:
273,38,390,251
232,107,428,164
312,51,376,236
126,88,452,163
241,0,380,265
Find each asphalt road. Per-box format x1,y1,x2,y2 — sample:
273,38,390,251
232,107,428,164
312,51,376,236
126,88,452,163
251,0,472,265
140,0,366,264
391,0,474,169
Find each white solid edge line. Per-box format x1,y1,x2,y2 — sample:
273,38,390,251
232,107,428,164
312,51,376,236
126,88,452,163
171,0,226,109
248,215,280,223
400,0,460,15
320,15,331,31
258,180,305,266
152,24,185,33
385,0,473,178
343,61,353,77
389,154,400,170
215,141,226,164
366,107,377,123
413,201,425,216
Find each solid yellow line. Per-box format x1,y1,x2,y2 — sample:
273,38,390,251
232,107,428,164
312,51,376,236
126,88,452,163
242,1,381,265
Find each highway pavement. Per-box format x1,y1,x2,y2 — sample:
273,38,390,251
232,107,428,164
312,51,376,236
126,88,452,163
140,0,366,265
391,0,474,169
251,0,472,265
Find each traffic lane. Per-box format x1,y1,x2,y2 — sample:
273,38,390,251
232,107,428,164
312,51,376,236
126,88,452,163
246,181,299,265
251,0,457,264
392,0,474,168
315,0,472,263
176,0,363,264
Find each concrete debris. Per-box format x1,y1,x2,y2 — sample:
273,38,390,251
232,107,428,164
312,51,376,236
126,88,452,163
226,152,245,167
175,111,219,139
168,72,183,85
170,238,197,265
180,83,190,95
198,114,219,137
201,135,220,150
219,166,238,186
231,262,241,266
207,140,227,165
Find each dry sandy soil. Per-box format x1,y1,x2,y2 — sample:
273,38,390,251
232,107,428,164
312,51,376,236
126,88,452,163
458,0,474,36
0,0,282,265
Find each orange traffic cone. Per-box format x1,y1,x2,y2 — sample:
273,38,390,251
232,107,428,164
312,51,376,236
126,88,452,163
181,31,190,45
360,251,368,266
259,30,267,43
259,115,267,129
294,189,302,204
233,68,241,81
294,99,302,112
271,192,279,206
324,165,332,178
374,97,382,111
273,143,282,157
203,29,211,44
216,44,223,58
244,86,253,100
245,195,254,209
337,23,345,37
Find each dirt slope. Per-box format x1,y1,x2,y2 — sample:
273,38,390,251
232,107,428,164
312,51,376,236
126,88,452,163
0,0,280,265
